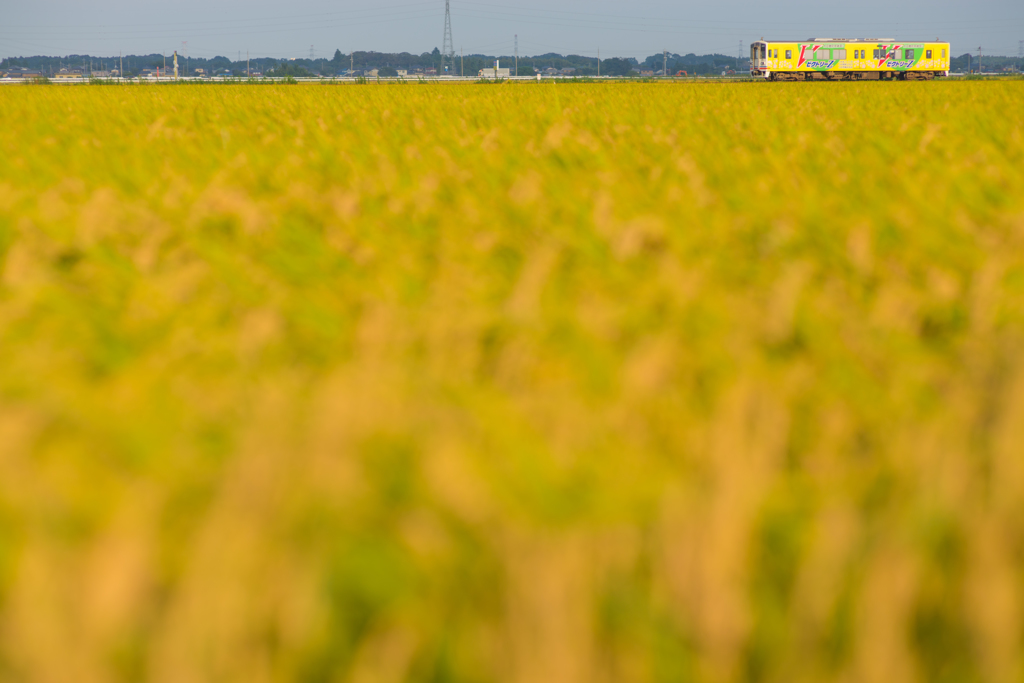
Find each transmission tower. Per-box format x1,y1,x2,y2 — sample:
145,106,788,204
441,0,455,75
310,45,315,60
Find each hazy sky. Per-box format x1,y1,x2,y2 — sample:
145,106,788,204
2,0,1021,61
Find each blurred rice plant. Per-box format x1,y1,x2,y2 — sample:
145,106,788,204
0,81,1022,682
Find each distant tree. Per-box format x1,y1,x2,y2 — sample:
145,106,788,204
600,57,632,76
332,49,343,65
377,66,397,77
431,47,441,57
268,60,312,77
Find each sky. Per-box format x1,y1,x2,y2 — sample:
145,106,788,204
2,0,1021,61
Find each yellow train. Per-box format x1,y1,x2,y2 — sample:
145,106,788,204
751,38,951,80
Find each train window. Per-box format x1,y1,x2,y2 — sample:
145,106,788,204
761,45,766,58
926,50,932,59
785,50,792,59
774,50,779,58
941,49,946,58
836,49,847,60
872,49,879,59
905,49,914,59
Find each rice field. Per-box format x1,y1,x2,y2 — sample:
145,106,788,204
1,80,1023,682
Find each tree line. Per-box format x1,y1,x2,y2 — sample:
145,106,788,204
1,50,753,78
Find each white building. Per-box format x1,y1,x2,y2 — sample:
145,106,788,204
479,60,511,78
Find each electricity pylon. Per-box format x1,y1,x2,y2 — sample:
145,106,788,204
441,0,455,75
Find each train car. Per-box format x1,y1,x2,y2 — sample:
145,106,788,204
751,38,950,81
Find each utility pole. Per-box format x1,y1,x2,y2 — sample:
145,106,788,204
597,47,600,77
977,46,982,73
461,46,464,77
515,34,518,76
247,50,250,77
351,51,354,74
663,49,667,77
441,0,455,75
120,51,122,80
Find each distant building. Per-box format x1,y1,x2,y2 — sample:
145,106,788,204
396,69,408,77
479,67,511,78
54,68,85,79
3,67,44,79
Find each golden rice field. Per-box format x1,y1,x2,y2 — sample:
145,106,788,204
1,80,1023,682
